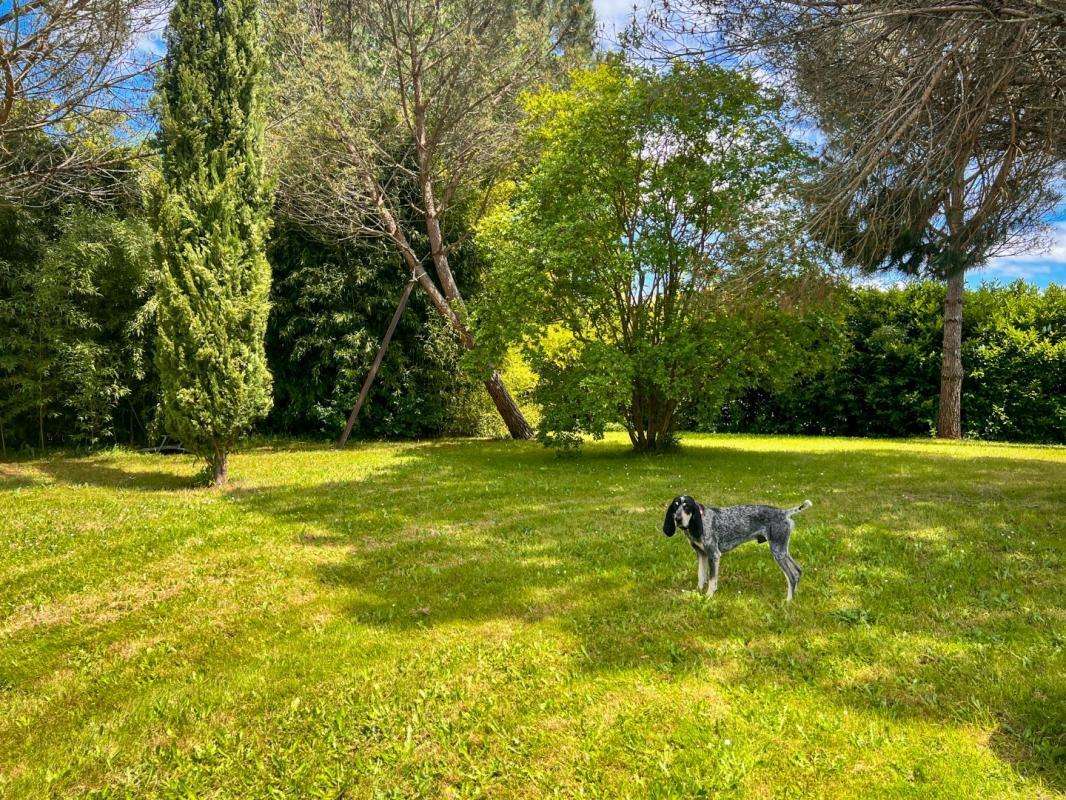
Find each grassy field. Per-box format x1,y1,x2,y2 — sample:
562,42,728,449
1,433,1063,799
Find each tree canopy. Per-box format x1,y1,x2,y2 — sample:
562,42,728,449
475,61,839,450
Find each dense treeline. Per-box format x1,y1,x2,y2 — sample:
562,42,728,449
0,202,512,453
4,0,1063,465
0,201,156,452
2,198,1060,453
709,282,1065,443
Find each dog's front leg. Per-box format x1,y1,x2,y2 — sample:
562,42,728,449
707,549,720,596
697,552,709,592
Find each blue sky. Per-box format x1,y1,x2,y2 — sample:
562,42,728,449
592,0,1065,288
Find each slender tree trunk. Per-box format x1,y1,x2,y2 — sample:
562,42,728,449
0,418,6,458
421,194,533,440
937,270,965,439
337,278,416,447
413,274,532,440
37,401,44,450
211,451,228,486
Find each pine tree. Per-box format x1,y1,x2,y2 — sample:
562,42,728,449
155,0,272,485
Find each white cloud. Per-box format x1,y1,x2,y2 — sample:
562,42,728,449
971,220,1066,287
594,0,649,23
130,1,171,59
593,0,654,37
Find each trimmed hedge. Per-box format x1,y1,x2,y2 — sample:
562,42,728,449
709,281,1065,443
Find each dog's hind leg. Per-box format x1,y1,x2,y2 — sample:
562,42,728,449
786,552,802,590
770,542,799,602
784,519,802,596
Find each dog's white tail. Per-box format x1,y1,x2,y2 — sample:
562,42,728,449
786,500,812,517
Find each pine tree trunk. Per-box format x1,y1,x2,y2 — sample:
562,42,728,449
936,270,965,439
484,371,534,440
412,100,535,442
359,171,534,441
38,402,44,450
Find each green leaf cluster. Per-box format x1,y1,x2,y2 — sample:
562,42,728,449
0,204,155,451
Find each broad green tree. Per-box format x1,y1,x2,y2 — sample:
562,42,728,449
155,0,273,485
658,0,1064,439
476,62,838,450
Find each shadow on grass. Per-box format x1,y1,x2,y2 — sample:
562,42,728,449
34,457,201,491
989,701,1066,792
0,472,41,491
27,438,1051,786
221,437,1065,789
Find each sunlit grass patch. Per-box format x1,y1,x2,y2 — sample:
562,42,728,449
0,433,1063,798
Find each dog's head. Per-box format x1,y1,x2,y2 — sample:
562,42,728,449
663,495,703,539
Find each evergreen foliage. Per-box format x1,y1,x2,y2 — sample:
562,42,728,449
155,0,273,484
711,282,1066,443
265,224,539,440
266,226,476,439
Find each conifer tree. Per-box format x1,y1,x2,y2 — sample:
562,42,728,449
155,0,272,485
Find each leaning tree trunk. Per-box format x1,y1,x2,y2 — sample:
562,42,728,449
485,371,534,440
936,270,965,439
419,174,534,442
418,281,533,441
363,171,534,440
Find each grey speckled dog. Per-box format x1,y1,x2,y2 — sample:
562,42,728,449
663,495,812,601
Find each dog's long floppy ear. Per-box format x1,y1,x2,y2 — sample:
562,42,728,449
689,503,705,541
663,497,681,537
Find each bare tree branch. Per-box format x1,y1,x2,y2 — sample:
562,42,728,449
0,0,169,205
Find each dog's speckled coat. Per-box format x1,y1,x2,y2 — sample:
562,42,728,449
663,496,812,600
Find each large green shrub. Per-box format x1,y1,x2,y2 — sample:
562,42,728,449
265,226,478,439
265,222,540,442
0,205,155,452
711,282,1065,443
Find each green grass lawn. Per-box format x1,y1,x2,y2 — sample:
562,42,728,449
1,434,1063,799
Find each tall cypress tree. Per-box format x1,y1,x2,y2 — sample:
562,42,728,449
155,0,272,485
